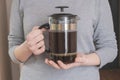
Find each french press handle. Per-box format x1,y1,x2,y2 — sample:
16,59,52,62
39,23,50,29
55,6,69,12
39,23,50,53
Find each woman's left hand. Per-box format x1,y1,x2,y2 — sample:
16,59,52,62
45,53,88,69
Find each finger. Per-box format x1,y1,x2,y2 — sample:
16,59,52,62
36,40,45,48
41,28,47,32
75,55,81,63
75,54,81,62
57,61,77,69
45,58,60,69
47,60,61,69
27,30,42,41
75,54,84,62
33,45,45,55
75,54,87,64
57,61,70,69
29,41,45,52
45,58,50,65
27,34,44,46
58,61,81,69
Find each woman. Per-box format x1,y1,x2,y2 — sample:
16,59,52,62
8,0,117,80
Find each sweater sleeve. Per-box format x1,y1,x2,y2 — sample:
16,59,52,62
8,0,24,64
93,0,118,68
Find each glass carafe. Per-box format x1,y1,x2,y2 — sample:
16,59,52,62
48,6,79,63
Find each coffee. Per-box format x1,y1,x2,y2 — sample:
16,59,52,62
49,30,77,63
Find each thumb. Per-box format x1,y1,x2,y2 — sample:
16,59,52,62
40,28,47,32
32,26,39,30
75,54,85,63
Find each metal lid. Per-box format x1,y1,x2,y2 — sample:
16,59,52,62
50,13,77,19
50,6,77,19
49,6,80,22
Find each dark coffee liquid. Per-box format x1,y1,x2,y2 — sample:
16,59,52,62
49,31,77,63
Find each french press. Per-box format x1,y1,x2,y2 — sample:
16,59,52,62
40,6,79,64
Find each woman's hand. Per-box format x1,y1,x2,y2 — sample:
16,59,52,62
45,54,88,69
14,26,46,63
45,53,100,69
26,26,46,55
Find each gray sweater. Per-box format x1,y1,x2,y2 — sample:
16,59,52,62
8,0,118,80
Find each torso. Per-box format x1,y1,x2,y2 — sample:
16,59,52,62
20,0,100,80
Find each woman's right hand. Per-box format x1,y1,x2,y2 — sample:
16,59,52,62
14,26,45,63
26,26,45,55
